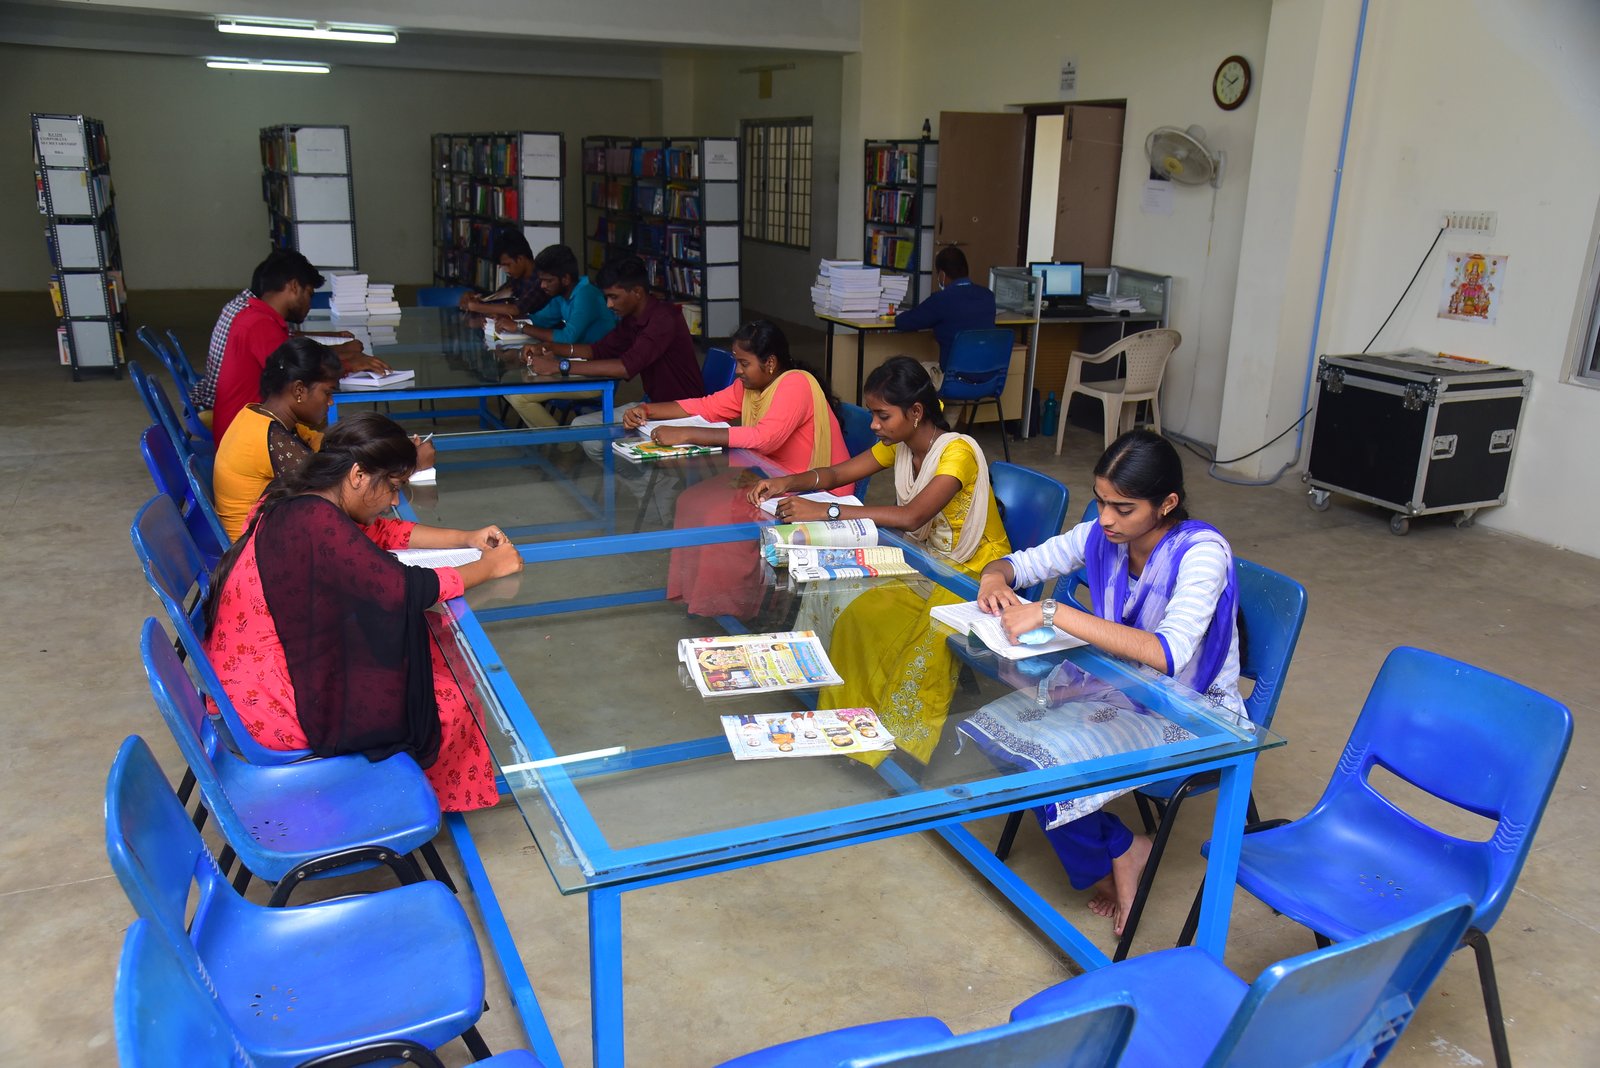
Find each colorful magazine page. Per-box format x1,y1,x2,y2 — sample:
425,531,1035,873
678,630,844,698
612,438,723,463
721,708,896,760
787,546,916,582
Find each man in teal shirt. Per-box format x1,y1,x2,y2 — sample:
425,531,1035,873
507,244,617,426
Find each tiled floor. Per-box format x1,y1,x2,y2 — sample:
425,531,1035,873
3,292,1595,1065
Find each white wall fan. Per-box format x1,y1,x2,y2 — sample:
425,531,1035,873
1144,125,1225,188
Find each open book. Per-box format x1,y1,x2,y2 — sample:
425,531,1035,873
756,492,861,518
721,709,895,760
929,600,1088,661
340,368,416,389
787,546,916,582
636,414,731,436
678,631,844,698
484,322,532,344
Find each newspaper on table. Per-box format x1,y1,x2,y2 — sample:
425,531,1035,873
787,546,916,583
721,708,895,760
930,599,1087,660
678,630,844,698
760,518,877,565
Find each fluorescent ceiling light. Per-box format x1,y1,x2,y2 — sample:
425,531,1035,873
216,18,397,45
205,58,331,74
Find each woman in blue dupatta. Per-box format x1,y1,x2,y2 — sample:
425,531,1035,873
974,430,1241,935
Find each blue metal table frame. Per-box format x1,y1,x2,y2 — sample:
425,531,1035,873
403,496,1265,1068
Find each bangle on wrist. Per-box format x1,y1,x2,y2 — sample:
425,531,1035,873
812,470,821,490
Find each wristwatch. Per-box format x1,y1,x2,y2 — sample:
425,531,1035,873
557,358,571,378
1040,598,1058,629
826,503,842,520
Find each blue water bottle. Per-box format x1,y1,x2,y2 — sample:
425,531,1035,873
1042,391,1060,437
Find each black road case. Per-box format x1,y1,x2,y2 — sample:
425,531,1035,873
1305,349,1530,535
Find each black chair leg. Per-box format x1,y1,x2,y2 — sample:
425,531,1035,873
461,1025,493,1061
995,810,1026,862
217,843,236,879
1466,929,1513,1068
1176,881,1203,947
1113,787,1190,962
993,398,1010,461
1314,932,1333,949
177,767,197,806
418,840,459,893
1246,791,1262,826
1133,792,1160,835
232,864,253,896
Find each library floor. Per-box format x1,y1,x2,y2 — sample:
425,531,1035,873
3,293,1597,1066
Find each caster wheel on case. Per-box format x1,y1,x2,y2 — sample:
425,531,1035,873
1308,490,1331,512
1388,514,1411,536
1454,510,1478,529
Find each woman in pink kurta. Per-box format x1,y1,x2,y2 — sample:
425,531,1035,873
621,321,850,619
203,413,524,812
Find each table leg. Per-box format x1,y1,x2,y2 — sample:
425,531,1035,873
1192,752,1255,955
589,885,626,1068
855,330,868,406
823,321,836,392
602,382,614,425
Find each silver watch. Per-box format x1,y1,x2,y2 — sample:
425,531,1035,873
826,503,842,520
1040,598,1058,629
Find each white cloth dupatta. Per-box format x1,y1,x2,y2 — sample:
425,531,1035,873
894,431,990,565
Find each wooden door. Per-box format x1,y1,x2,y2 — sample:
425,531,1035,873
934,112,1027,285
1055,104,1125,265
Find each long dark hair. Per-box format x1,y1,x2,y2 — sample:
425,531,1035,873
731,319,841,414
1094,429,1189,522
862,355,949,430
203,413,418,636
260,336,341,399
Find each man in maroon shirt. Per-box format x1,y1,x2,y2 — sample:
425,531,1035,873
526,256,701,408
212,253,384,441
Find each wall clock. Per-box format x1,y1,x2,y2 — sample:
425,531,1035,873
1213,55,1251,111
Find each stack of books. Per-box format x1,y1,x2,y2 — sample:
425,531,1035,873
879,274,909,316
365,282,400,320
1086,292,1144,313
329,273,370,319
810,260,881,317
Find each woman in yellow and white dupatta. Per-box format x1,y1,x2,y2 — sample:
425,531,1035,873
749,356,1010,763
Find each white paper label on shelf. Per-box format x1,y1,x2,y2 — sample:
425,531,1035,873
291,127,347,174
36,118,87,167
703,140,739,181
520,134,562,178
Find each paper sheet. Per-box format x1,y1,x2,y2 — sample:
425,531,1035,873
930,600,1087,660
391,547,481,568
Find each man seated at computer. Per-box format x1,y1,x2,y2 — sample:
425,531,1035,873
893,245,996,370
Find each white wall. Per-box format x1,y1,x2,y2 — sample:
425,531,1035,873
0,44,659,290
837,0,1274,445
1218,0,1600,555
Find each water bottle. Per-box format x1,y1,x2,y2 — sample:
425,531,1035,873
1042,391,1060,437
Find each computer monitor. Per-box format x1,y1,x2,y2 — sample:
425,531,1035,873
1028,261,1085,301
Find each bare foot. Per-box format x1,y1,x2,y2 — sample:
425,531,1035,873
1085,875,1117,918
1109,834,1154,936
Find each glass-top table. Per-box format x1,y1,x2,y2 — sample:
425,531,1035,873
398,427,1282,1068
309,307,615,428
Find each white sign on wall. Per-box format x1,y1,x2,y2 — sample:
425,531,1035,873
1059,57,1079,98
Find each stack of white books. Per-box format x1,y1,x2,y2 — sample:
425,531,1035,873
879,274,910,316
329,273,370,319
1086,292,1144,313
812,260,881,316
366,282,401,320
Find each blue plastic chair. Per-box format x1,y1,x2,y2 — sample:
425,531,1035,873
990,462,1069,600
104,734,496,1068
128,361,164,427
163,328,202,391
838,402,879,500
141,616,453,904
1014,895,1474,1068
183,450,231,553
717,997,1133,1068
310,290,332,309
418,286,471,308
139,426,228,569
938,327,1015,462
703,346,737,392
136,326,211,443
1179,646,1571,1068
137,361,215,461
132,494,311,766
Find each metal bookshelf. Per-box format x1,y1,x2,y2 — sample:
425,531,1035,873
431,131,565,290
32,113,126,379
260,124,357,271
864,138,938,308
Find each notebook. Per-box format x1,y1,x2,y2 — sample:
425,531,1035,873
340,369,416,389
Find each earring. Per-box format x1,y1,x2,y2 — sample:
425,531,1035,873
913,416,921,430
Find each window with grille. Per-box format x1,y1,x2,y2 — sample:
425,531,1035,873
742,119,813,250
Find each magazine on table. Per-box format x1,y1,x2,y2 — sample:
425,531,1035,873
786,546,916,582
930,599,1088,660
612,438,723,463
721,708,895,760
760,518,878,566
678,630,844,698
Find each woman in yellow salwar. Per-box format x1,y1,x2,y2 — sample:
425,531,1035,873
749,356,1009,763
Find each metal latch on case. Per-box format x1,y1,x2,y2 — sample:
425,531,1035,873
1430,435,1458,460
1489,429,1515,454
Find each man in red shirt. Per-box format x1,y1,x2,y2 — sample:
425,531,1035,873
212,253,385,441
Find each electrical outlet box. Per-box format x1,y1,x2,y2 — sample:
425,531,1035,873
1440,210,1497,236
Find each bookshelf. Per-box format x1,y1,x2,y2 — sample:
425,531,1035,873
260,124,357,271
32,113,127,379
582,134,741,338
863,138,938,308
431,131,565,291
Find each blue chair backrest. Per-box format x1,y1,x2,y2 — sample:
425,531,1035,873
417,286,470,308
703,347,737,393
838,402,879,500
1210,895,1475,1068
184,451,229,552
115,919,253,1068
309,290,332,309
104,735,232,969
939,328,1014,399
849,999,1133,1068
163,329,201,392
128,362,164,428
136,327,211,442
1311,646,1571,933
990,462,1068,601
1233,560,1307,730
138,427,225,566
